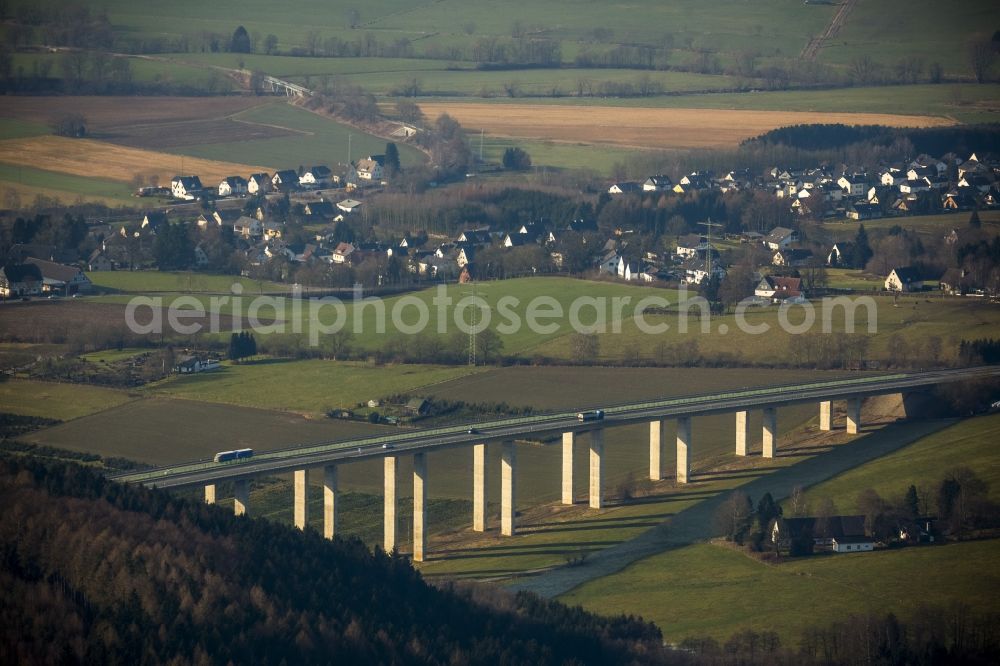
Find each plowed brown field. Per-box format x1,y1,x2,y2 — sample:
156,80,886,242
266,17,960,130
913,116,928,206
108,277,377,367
417,103,953,149
0,135,269,185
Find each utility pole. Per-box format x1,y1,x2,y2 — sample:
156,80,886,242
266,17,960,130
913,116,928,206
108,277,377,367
698,218,723,279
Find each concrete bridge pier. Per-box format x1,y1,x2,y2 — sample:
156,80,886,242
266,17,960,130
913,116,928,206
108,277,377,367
820,400,833,431
589,429,604,509
562,432,575,505
323,465,338,540
735,411,750,456
762,407,777,458
676,416,691,483
384,456,397,552
233,479,249,516
413,452,427,562
649,420,665,480
294,469,309,530
846,397,862,434
473,443,487,532
501,441,516,536
204,484,216,504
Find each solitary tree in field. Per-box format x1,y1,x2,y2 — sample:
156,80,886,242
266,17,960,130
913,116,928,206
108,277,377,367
502,147,532,171
231,26,252,54
264,34,278,55
968,39,995,84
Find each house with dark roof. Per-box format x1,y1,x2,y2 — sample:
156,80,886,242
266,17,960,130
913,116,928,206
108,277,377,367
299,166,334,188
608,182,640,195
0,263,43,297
771,515,868,551
170,175,203,200
885,266,922,292
642,175,673,192
271,170,300,191
827,241,856,267
247,173,272,195
772,248,813,268
218,176,248,197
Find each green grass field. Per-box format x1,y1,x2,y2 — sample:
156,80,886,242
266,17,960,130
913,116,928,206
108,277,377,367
820,210,1000,241
0,118,50,140
561,539,1000,644
562,414,1000,642
477,136,634,174
151,359,482,416
0,163,136,204
90,275,1000,366
167,103,424,169
87,270,289,294
0,379,136,421
797,413,1000,512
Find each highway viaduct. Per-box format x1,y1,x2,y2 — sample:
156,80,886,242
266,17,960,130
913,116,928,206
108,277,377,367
113,366,1000,562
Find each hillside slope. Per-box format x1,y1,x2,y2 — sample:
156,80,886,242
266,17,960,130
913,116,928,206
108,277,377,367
0,456,668,665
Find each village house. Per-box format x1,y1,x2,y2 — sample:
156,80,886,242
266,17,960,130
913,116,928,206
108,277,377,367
271,170,299,192
837,174,868,197
331,242,356,265
337,199,363,214
23,257,92,295
754,275,803,303
247,173,271,195
826,241,856,267
355,155,384,181
170,175,203,200
233,216,263,239
771,515,869,552
675,234,707,259
642,175,673,192
763,226,798,250
772,248,813,268
174,355,221,374
608,182,641,195
0,263,43,298
218,176,248,197
885,266,922,292
299,166,334,188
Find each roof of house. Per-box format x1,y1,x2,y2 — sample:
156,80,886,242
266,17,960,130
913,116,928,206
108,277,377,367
765,226,795,243
273,169,298,183
23,257,86,283
307,165,332,177
356,156,385,172
249,172,270,182
223,176,247,186
172,175,203,189
677,234,705,249
333,242,355,256
779,515,866,540
890,266,921,283
1,263,43,284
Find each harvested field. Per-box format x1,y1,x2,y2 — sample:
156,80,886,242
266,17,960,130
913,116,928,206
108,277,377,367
0,300,244,344
0,96,272,132
0,135,270,186
416,103,953,150
101,118,301,151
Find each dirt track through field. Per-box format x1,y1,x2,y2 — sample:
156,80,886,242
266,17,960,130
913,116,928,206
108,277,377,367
508,418,953,598
0,135,270,186
418,103,952,150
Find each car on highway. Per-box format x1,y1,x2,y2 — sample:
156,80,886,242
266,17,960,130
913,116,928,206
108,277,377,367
576,410,605,421
467,428,478,434
382,443,394,449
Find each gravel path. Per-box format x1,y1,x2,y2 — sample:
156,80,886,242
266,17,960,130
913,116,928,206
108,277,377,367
508,419,953,598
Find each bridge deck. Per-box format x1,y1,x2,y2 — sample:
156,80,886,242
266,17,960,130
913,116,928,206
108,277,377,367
112,366,1000,490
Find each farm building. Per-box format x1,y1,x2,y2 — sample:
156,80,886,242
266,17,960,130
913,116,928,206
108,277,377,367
0,263,43,298
23,257,92,295
771,515,869,552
